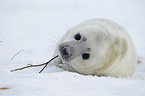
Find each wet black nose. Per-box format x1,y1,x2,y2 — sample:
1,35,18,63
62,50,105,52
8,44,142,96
60,46,72,59
62,47,69,57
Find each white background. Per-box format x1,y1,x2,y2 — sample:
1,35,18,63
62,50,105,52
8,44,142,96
0,0,145,96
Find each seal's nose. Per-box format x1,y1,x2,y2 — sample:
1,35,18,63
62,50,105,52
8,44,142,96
62,47,70,58
59,45,72,59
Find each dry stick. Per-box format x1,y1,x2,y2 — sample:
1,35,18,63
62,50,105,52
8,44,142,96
39,55,59,73
11,55,59,73
11,63,46,72
11,50,24,60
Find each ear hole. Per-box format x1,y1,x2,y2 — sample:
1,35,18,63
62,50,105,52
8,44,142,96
87,48,91,51
83,38,87,41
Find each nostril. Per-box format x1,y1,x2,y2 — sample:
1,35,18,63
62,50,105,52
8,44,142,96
60,47,71,58
62,47,69,56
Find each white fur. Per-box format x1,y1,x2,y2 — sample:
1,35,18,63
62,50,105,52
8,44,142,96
52,18,137,78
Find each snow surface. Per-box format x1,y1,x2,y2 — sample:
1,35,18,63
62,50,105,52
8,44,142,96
0,0,145,96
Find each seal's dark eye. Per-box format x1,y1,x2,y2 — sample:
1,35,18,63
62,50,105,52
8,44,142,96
82,53,90,60
74,33,81,40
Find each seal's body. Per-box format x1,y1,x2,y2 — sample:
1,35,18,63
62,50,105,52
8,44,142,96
52,19,137,78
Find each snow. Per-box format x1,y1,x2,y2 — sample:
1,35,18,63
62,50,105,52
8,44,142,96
0,0,145,96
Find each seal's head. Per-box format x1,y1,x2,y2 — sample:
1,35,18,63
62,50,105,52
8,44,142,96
57,19,136,77
58,23,110,75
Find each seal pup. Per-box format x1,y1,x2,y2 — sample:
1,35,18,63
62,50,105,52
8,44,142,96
52,18,137,78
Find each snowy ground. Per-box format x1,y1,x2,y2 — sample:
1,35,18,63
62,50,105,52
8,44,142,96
0,0,145,96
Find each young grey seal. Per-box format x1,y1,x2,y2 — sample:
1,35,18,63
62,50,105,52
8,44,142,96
52,18,137,78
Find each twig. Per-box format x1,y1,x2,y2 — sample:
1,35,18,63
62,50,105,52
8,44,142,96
11,63,46,72
11,50,24,60
11,55,59,73
39,55,59,73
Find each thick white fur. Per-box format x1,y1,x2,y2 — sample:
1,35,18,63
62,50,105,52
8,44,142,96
52,18,137,78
